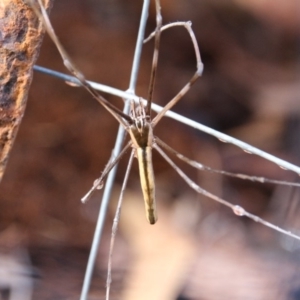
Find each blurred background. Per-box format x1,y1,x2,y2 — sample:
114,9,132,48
0,0,300,299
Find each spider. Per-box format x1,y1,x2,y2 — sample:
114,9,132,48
30,0,204,225
28,0,300,298
29,0,300,230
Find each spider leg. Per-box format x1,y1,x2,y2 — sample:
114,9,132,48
28,0,132,127
81,141,132,203
145,0,162,116
155,137,300,187
147,21,204,126
106,150,134,300
153,143,300,241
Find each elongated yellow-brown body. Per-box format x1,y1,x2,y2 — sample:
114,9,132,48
136,146,157,224
129,119,157,224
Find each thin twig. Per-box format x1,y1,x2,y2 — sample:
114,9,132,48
33,65,300,176
79,1,151,299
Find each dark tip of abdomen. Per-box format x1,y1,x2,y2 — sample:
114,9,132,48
147,210,157,225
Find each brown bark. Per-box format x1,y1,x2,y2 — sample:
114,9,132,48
0,0,52,182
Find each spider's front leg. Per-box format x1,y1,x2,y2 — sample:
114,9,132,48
144,20,204,126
